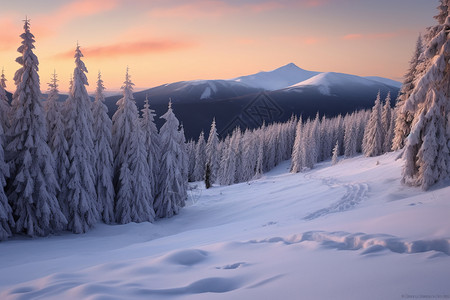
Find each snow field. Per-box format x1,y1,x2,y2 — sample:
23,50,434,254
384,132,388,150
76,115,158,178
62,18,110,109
0,152,449,299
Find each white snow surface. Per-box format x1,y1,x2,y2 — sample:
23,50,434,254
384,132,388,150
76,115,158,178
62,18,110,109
1,152,449,299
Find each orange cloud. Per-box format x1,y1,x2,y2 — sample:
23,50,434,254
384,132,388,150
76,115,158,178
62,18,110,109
53,39,196,59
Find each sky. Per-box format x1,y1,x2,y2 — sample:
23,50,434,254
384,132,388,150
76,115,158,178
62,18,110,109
0,0,438,93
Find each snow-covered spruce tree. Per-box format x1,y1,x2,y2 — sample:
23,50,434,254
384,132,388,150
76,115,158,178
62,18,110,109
92,72,114,223
205,118,220,185
186,139,196,182
112,70,154,223
392,35,424,151
6,19,66,236
239,129,258,182
402,4,449,189
362,92,384,157
320,116,333,161
290,118,304,173
344,118,357,158
218,128,240,185
381,92,392,151
0,69,10,132
154,101,187,218
193,131,206,181
254,129,265,178
384,109,396,154
178,124,189,204
331,141,339,165
44,71,69,207
381,92,392,153
141,95,160,199
45,71,60,142
62,45,99,233
0,117,13,240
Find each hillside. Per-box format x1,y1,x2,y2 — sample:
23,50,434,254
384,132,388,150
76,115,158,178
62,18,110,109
1,152,449,299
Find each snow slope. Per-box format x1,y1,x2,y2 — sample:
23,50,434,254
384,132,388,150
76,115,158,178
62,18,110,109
364,76,403,88
0,152,449,299
287,72,384,95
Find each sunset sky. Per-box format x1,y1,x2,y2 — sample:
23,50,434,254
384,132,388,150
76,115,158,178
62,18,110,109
0,0,437,93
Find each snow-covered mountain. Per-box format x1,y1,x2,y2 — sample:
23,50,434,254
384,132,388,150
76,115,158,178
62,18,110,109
105,64,401,139
232,63,320,91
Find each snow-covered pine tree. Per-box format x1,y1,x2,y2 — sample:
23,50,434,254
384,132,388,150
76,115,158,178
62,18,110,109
402,3,449,189
44,71,69,209
362,92,384,157
141,95,160,199
0,115,13,240
112,69,154,223
62,44,99,233
332,141,339,165
392,35,424,151
205,118,220,184
92,72,114,223
193,131,206,181
0,69,10,132
154,101,187,217
6,19,66,236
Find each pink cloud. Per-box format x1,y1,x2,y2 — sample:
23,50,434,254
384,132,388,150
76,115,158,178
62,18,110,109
147,0,330,19
302,37,322,45
51,0,119,24
236,38,258,45
148,0,238,19
25,0,121,38
342,31,404,41
342,33,363,40
53,39,196,59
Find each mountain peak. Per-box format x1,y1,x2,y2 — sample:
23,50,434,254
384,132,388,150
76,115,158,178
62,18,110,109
277,62,300,70
233,63,319,91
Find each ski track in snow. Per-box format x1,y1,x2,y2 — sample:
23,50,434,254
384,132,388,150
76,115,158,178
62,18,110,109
304,176,369,220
